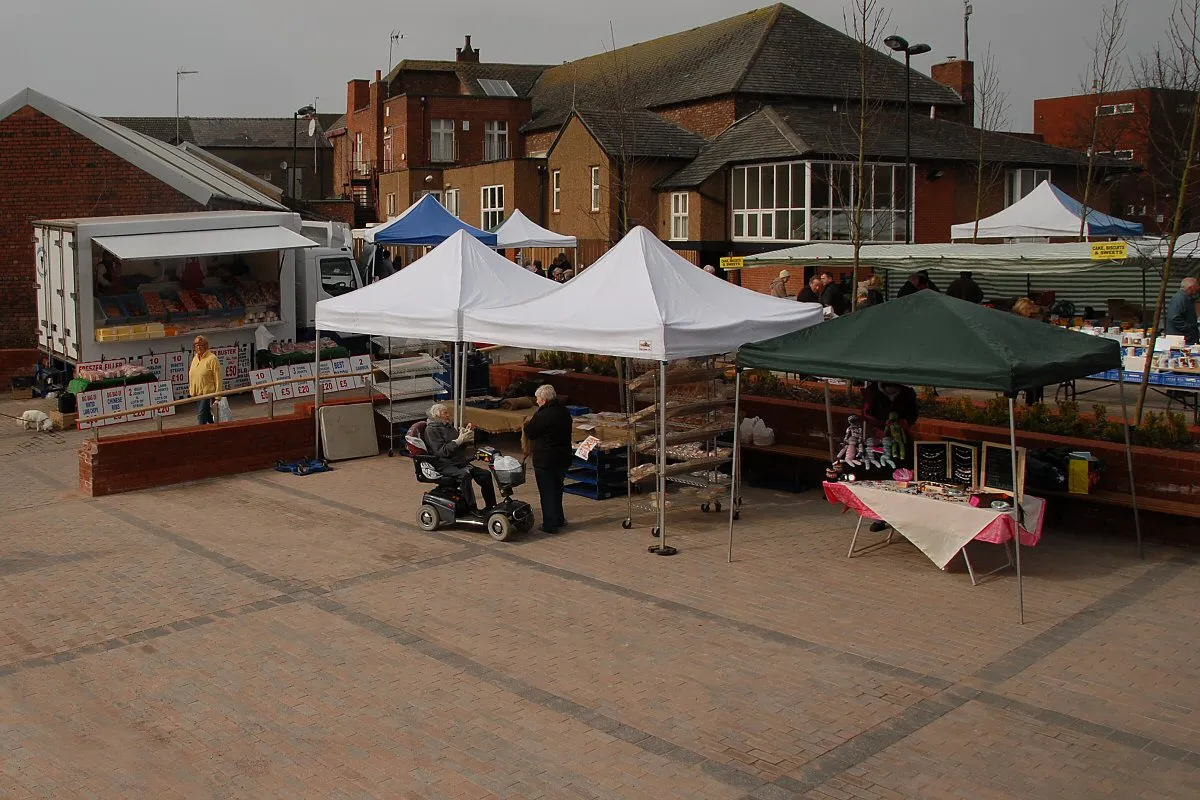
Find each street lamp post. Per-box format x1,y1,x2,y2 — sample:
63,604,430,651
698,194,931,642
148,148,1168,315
292,104,316,199
884,35,931,244
175,68,198,145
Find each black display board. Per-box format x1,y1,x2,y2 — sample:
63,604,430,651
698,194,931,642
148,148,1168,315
982,443,1027,496
950,442,979,487
914,441,949,483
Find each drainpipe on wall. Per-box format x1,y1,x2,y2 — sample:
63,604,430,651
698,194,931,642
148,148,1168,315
538,163,548,227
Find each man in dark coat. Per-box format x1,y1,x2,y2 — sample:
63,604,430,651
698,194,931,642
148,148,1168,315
523,384,574,533
819,272,849,315
797,275,822,304
947,271,984,303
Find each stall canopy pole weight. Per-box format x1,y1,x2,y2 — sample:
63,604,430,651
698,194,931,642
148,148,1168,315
1117,378,1143,559
727,368,742,563
1008,396,1024,625
823,380,835,461
314,329,323,461
650,360,677,556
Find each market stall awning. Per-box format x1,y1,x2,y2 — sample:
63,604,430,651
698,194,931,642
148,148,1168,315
315,229,554,341
93,225,316,260
464,226,823,360
950,181,1143,240
369,194,497,247
742,241,1127,275
494,209,577,249
738,291,1121,393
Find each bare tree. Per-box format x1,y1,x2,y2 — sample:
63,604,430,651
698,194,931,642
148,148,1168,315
842,0,892,310
971,48,1011,241
1135,0,1200,422
1077,0,1129,239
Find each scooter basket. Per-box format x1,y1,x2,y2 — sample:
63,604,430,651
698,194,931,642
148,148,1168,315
494,465,526,488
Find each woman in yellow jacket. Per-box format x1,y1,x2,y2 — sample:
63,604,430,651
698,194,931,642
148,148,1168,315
189,335,223,424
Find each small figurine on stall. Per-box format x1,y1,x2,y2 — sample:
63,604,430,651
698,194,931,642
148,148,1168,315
862,436,883,470
836,415,864,467
884,411,907,460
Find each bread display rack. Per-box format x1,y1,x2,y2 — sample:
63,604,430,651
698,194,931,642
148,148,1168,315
371,349,445,455
619,361,741,537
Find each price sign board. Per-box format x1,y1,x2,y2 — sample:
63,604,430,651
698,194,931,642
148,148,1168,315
273,366,296,400
77,389,103,429
148,381,176,416
124,383,152,421
249,369,274,404
290,363,316,397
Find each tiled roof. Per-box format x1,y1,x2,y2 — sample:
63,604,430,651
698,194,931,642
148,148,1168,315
525,4,962,133
386,60,551,98
1,88,284,209
110,116,331,149
659,105,1099,189
570,109,707,160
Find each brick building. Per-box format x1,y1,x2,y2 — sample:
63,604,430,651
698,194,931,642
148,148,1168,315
333,3,1112,273
0,88,284,349
1034,87,1198,236
110,116,335,202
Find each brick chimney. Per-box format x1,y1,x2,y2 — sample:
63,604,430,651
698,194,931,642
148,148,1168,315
347,79,370,112
931,57,975,126
456,35,480,63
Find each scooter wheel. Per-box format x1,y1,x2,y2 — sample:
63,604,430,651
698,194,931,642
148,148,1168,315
487,512,513,542
416,504,441,531
295,462,311,476
621,518,633,530
700,503,711,513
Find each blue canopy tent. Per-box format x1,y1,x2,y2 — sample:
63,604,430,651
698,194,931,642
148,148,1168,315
371,194,498,247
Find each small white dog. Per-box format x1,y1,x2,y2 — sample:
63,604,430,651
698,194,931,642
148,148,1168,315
19,410,54,432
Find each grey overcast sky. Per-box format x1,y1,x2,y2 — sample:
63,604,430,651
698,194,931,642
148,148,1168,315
0,0,1173,130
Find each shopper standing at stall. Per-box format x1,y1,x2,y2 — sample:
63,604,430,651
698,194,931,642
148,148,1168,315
861,381,919,532
769,270,791,298
797,275,822,304
947,271,984,303
523,384,573,534
1167,277,1200,345
188,335,222,425
819,272,848,315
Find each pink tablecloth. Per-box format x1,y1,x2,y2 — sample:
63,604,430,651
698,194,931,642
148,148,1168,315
823,481,1044,569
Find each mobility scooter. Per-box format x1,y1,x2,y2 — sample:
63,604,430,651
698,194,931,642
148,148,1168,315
405,420,536,541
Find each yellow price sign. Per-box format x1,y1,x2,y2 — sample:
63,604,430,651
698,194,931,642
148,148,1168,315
719,256,745,270
1091,241,1128,260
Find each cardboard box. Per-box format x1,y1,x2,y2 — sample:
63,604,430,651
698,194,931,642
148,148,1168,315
1068,452,1100,495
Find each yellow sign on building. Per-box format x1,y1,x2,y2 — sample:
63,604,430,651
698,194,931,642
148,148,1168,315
719,256,745,270
1090,241,1128,260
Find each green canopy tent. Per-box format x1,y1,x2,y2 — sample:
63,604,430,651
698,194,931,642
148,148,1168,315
734,292,1138,623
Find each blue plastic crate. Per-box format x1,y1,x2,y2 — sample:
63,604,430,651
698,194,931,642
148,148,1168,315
566,405,591,416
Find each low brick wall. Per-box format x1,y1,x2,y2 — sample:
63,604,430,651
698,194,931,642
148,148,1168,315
79,411,315,497
1,348,40,384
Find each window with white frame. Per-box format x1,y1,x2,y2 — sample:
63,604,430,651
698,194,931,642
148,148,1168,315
552,170,561,213
430,119,455,162
411,189,442,204
1004,168,1051,207
482,185,505,230
386,193,396,216
444,188,460,218
670,193,689,240
1112,149,1134,160
1097,102,1136,116
590,166,601,211
383,133,393,172
484,121,508,161
354,132,364,172
730,161,911,242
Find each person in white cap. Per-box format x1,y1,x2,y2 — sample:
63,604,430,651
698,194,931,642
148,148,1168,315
769,269,791,298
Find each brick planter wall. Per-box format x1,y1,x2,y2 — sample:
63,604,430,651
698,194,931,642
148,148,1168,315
79,411,315,497
488,363,1200,504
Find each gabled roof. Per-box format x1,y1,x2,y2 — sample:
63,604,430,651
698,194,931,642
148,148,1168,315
659,105,1099,189
525,4,962,133
554,109,707,160
110,116,331,149
1,88,285,210
323,114,347,136
385,59,550,98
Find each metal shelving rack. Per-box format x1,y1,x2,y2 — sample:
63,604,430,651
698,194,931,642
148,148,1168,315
619,361,740,539
371,344,444,456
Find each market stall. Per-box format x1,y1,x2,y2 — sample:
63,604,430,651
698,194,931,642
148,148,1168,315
494,209,577,250
314,229,557,455
949,181,1144,240
465,226,823,554
367,194,497,247
738,291,1131,622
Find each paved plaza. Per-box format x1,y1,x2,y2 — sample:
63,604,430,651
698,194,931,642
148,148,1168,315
1,395,1198,799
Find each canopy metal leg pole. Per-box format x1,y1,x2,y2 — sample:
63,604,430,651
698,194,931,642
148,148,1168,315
1117,378,1144,559
1008,397,1024,625
387,336,394,456
650,359,676,555
314,329,323,462
727,369,742,563
452,341,462,428
824,380,835,461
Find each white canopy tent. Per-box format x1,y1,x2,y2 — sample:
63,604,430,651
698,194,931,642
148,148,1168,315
313,229,557,436
494,209,578,250
466,226,823,554
950,181,1143,241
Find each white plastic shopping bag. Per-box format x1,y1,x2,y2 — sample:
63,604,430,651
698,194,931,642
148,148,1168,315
214,397,234,423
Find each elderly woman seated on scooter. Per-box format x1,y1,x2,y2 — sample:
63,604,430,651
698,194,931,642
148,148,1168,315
423,403,497,512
